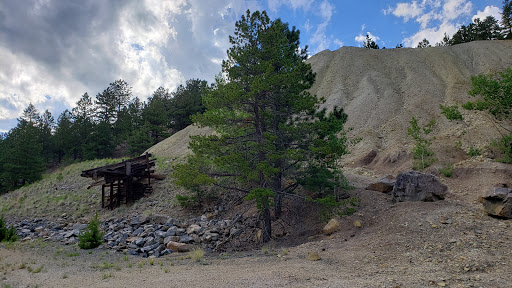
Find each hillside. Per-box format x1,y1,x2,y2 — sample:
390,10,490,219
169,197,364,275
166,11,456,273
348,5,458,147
148,41,512,174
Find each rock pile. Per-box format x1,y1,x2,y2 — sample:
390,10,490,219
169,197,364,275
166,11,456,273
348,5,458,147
7,212,249,258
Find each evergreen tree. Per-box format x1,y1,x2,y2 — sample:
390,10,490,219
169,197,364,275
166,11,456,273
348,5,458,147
54,110,75,163
83,121,114,160
1,120,45,190
363,34,379,49
72,93,95,160
144,87,171,144
38,109,55,164
502,0,512,38
417,38,431,48
168,79,207,131
174,10,347,242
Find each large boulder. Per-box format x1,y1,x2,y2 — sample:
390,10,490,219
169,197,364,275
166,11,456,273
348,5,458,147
392,171,447,202
479,187,512,219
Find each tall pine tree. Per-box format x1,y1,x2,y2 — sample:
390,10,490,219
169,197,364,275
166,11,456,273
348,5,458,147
174,10,347,242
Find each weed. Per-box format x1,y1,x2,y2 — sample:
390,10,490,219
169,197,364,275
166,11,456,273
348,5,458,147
149,259,154,266
189,248,205,262
62,273,68,279
164,268,169,273
468,147,481,157
66,252,79,257
438,164,454,177
408,117,436,170
123,255,128,261
102,272,113,280
32,265,44,273
280,248,289,256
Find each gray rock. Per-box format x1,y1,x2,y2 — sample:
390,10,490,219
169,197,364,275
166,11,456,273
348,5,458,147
166,226,177,236
179,234,194,244
141,243,160,253
392,171,447,202
132,227,143,236
134,237,145,246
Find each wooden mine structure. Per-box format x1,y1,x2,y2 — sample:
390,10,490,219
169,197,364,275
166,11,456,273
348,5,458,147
81,153,156,209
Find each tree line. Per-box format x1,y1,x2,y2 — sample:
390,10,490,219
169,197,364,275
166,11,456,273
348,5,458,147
0,79,206,194
363,0,512,49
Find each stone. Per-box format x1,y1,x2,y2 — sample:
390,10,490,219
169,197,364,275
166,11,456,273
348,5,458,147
132,227,143,236
353,220,362,228
134,237,145,246
322,219,341,235
166,241,193,252
392,171,447,202
366,175,395,193
179,234,194,244
34,226,44,233
307,252,321,261
479,187,512,219
186,224,201,235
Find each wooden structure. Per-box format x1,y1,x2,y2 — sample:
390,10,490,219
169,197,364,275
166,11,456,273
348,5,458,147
81,153,155,209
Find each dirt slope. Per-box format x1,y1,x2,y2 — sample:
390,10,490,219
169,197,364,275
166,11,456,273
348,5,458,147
308,40,512,172
148,41,512,174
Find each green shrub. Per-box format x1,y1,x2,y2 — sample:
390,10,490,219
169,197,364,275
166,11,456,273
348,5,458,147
78,213,104,249
468,146,481,157
491,134,512,163
438,165,454,177
408,117,436,170
176,194,199,209
0,216,18,243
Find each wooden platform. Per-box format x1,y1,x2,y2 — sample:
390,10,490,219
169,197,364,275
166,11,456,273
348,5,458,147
81,153,156,209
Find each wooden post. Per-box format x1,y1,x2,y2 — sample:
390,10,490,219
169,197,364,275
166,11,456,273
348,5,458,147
110,182,113,210
101,184,105,208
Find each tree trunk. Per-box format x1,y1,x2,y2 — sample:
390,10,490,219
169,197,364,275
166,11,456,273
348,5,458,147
262,204,271,242
273,172,283,218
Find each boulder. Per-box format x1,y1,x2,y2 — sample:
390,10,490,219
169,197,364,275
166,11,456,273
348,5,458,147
392,171,447,202
479,187,512,219
366,175,395,193
322,219,341,235
166,241,193,252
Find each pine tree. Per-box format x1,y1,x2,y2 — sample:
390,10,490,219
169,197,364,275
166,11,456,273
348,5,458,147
502,0,512,38
174,10,347,242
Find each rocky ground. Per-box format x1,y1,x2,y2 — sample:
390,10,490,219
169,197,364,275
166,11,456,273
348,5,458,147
1,159,511,288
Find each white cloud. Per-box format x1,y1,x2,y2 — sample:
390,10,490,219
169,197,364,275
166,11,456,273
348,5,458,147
355,31,380,46
267,0,312,12
472,5,501,22
385,1,424,22
385,0,480,47
0,0,264,131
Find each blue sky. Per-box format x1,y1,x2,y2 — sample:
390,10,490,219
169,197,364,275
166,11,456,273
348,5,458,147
0,0,504,132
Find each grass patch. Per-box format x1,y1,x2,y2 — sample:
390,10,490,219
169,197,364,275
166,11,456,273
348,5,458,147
189,248,205,262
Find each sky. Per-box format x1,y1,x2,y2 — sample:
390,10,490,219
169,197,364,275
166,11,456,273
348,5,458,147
0,0,504,132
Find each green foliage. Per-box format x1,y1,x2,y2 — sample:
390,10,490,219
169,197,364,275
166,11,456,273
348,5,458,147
440,105,463,121
78,213,104,249
175,194,200,209
438,164,454,177
468,146,481,157
490,134,512,163
0,216,18,243
467,68,512,123
307,195,360,221
168,79,207,131
417,38,431,48
363,34,379,49
174,10,348,242
408,117,436,170
502,0,512,38
448,16,503,45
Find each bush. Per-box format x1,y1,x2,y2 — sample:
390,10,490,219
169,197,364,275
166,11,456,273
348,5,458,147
491,134,512,163
0,216,18,243
438,165,454,177
78,213,104,249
